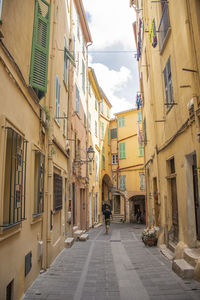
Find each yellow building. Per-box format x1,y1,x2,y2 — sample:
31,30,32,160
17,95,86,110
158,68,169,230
99,90,112,218
88,67,101,227
132,0,200,280
111,109,145,223
0,0,77,298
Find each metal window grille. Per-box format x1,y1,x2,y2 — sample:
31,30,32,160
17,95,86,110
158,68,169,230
34,151,45,215
25,251,32,276
2,127,27,227
53,173,63,211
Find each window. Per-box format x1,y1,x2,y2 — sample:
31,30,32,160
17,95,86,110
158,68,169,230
101,122,104,140
82,39,85,58
140,174,145,190
95,120,98,136
63,37,69,88
84,112,86,127
89,112,91,131
34,151,45,215
73,34,75,58
102,147,105,170
119,142,126,159
111,128,117,139
63,112,66,136
163,57,173,109
76,85,80,113
112,154,118,164
118,116,125,127
55,75,60,120
95,97,98,110
139,144,144,156
138,112,142,123
0,0,3,22
29,0,50,99
53,173,62,211
119,175,126,190
2,128,27,227
100,100,104,114
82,60,85,94
88,80,91,95
107,107,109,118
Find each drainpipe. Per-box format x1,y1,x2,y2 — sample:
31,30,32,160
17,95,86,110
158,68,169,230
46,0,57,268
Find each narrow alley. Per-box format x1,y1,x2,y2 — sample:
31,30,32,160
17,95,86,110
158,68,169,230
22,223,200,300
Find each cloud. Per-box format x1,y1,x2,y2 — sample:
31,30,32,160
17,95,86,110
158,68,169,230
89,58,133,116
83,0,136,50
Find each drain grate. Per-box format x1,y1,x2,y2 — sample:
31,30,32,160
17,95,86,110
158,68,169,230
110,240,121,242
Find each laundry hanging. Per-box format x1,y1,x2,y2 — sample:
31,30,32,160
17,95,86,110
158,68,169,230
149,18,157,48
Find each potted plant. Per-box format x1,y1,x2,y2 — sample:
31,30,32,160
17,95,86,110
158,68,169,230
141,227,158,246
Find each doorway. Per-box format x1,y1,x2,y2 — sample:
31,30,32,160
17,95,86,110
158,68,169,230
192,154,200,240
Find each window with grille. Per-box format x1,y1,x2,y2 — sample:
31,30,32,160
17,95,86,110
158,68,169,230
111,128,117,139
53,173,62,211
112,154,118,164
163,57,174,110
55,75,60,120
34,151,45,215
29,0,50,99
118,116,125,127
2,127,27,227
119,175,126,190
25,251,32,276
76,85,80,113
119,142,126,159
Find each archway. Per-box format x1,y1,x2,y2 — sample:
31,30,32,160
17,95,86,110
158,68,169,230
129,195,146,224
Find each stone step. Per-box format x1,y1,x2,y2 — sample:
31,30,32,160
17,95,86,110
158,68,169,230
64,237,74,248
79,233,89,241
160,244,174,261
184,248,200,267
168,241,176,253
172,259,194,279
73,230,83,240
94,223,102,228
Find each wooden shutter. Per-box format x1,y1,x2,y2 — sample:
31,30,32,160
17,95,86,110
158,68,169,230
111,128,117,139
53,173,62,211
30,0,50,93
119,142,126,159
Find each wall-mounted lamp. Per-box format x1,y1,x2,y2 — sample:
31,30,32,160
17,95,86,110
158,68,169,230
73,145,95,165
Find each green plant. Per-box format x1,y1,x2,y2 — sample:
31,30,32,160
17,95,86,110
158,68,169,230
42,104,50,121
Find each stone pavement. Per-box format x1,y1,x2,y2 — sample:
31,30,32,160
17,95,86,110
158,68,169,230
22,223,200,300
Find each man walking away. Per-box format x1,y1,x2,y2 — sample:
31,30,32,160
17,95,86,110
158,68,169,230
103,204,112,234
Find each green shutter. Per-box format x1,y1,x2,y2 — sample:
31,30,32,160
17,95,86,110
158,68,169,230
101,122,104,140
119,175,126,190
30,0,51,94
138,112,142,123
65,47,76,67
140,174,145,190
119,142,126,159
102,147,105,169
111,128,117,139
118,116,125,127
139,144,144,156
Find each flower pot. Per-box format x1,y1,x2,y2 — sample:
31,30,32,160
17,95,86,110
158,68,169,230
143,237,157,247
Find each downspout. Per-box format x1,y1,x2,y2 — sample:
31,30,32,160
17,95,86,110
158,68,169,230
46,0,56,268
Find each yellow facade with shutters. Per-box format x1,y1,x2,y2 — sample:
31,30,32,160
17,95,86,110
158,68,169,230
110,109,145,223
132,0,200,280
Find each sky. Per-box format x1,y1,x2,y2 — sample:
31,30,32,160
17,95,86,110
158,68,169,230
83,0,139,116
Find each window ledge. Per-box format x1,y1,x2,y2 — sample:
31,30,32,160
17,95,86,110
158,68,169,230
31,214,43,225
0,223,21,242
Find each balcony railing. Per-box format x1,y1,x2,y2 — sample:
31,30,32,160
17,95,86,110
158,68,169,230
158,4,170,52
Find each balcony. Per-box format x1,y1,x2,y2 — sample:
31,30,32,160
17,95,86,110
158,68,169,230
158,4,171,53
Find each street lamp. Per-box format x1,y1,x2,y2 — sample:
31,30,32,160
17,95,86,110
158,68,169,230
87,145,95,162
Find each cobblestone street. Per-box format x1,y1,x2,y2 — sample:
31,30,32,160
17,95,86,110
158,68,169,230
22,223,200,300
